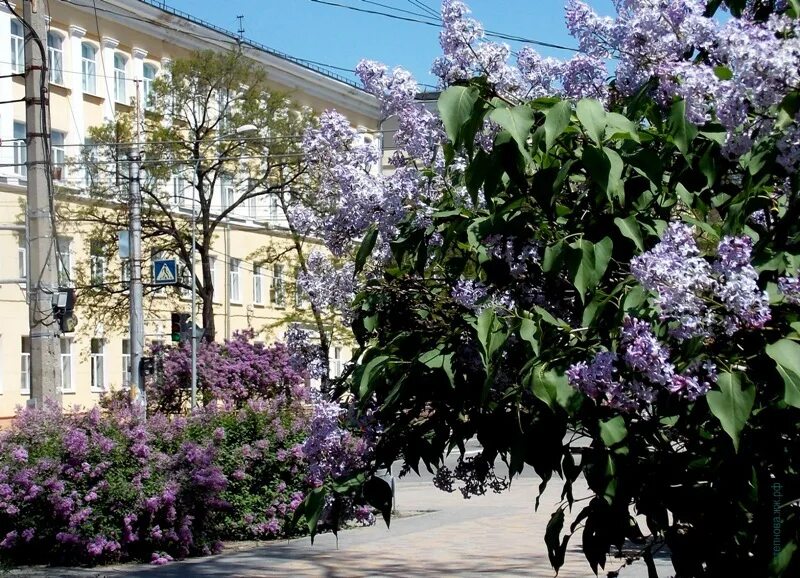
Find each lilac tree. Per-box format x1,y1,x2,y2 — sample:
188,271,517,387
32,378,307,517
304,1,800,575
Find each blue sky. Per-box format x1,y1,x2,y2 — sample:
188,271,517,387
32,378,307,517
163,0,616,87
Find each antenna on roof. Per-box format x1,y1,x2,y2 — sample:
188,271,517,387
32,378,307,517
236,15,245,42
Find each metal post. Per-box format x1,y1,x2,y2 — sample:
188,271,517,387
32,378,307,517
190,196,197,409
24,0,61,407
128,150,146,418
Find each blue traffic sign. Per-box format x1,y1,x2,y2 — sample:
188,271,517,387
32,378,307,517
153,259,177,285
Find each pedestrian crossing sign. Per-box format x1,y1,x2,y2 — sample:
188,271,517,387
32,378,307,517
153,259,177,285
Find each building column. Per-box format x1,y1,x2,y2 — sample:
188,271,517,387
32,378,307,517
0,2,17,177
100,36,119,122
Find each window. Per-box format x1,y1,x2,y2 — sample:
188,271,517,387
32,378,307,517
172,174,186,206
20,336,30,393
295,272,308,309
90,240,106,286
122,338,131,387
13,122,26,178
221,183,235,210
81,42,97,94
268,194,280,223
90,338,106,391
47,32,64,85
51,131,65,181
114,53,127,102
253,264,264,305
143,63,157,105
272,264,285,307
57,238,71,287
10,19,24,74
60,338,73,392
229,258,241,303
18,240,27,282
209,257,216,289
333,346,342,378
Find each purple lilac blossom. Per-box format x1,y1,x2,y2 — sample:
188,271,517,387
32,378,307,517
779,276,800,305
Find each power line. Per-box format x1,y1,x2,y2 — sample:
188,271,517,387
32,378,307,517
307,0,580,53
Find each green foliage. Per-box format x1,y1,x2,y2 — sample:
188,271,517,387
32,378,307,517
347,74,800,577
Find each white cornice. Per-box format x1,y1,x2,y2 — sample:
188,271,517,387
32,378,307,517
132,47,148,60
69,25,87,38
101,36,119,50
86,0,380,124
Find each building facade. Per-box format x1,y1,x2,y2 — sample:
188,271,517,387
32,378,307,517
0,0,380,417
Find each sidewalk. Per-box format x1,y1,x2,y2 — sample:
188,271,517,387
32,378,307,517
10,476,674,577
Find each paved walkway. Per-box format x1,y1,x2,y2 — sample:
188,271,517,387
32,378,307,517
11,475,674,578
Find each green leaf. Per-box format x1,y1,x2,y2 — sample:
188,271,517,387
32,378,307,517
668,99,697,156
600,416,628,450
614,216,645,252
476,307,506,363
544,508,570,572
769,540,798,577
358,355,389,399
567,237,613,301
542,240,564,273
605,112,640,142
766,339,800,408
354,225,378,275
299,486,326,539
713,66,733,81
438,85,480,145
576,98,606,145
363,477,393,527
582,146,624,203
544,100,572,150
489,105,535,158
519,318,539,355
706,372,755,452
529,365,566,409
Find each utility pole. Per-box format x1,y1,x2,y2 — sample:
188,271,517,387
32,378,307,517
128,150,146,418
24,0,61,406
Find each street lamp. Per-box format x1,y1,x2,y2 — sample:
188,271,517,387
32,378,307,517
189,123,258,409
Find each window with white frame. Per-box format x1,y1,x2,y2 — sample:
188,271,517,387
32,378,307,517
114,53,127,103
253,264,264,305
295,271,308,309
20,336,30,393
90,338,106,391
13,122,26,178
172,173,186,206
51,131,65,181
47,32,64,85
268,194,280,223
90,240,106,286
209,257,216,289
122,338,130,387
18,239,27,282
332,346,343,378
57,238,71,287
221,182,235,210
60,337,74,393
142,63,157,106
229,258,241,303
81,42,97,94
10,19,24,74
272,264,285,307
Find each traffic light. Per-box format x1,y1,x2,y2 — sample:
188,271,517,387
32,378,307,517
170,312,190,343
53,288,77,333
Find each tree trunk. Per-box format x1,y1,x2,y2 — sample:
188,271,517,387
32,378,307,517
200,248,216,342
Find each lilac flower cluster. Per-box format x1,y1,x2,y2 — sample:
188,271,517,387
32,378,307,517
631,223,770,339
484,234,540,279
451,278,489,311
779,275,800,305
147,330,305,413
298,251,355,323
567,317,716,412
0,378,376,567
285,323,328,380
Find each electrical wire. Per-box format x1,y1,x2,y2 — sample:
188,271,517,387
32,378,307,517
307,0,581,53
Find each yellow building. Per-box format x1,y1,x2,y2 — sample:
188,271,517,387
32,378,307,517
0,0,380,418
